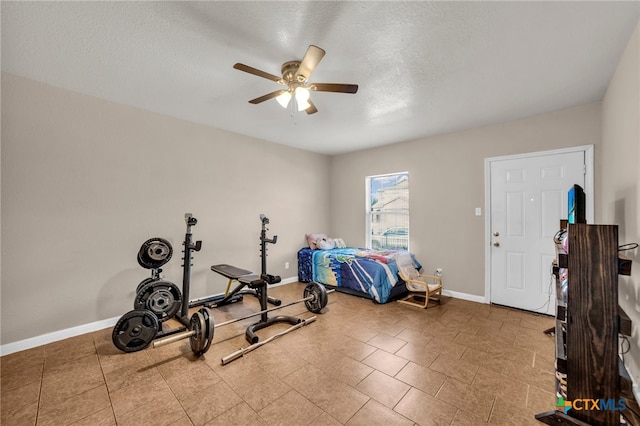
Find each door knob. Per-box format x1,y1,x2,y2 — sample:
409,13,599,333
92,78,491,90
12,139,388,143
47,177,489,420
493,231,500,237
493,242,500,247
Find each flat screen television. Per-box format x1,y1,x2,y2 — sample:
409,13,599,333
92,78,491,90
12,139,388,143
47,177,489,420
568,184,586,224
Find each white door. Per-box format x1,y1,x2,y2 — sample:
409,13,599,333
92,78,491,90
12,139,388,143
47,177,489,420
489,150,586,315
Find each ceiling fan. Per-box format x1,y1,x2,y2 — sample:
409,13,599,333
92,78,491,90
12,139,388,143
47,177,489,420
233,45,358,115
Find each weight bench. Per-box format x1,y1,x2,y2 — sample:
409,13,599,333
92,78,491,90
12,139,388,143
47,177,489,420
210,264,281,306
210,264,301,343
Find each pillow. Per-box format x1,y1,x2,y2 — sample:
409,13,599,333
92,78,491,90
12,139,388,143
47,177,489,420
306,233,328,249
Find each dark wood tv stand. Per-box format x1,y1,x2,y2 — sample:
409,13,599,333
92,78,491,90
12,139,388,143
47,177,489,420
535,223,637,425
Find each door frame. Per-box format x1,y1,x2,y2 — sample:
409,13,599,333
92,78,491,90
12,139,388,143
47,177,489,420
483,145,594,304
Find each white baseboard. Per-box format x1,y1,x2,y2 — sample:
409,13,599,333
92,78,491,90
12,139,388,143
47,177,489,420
274,276,299,286
442,289,486,304
0,316,120,356
1,276,302,356
1,280,482,356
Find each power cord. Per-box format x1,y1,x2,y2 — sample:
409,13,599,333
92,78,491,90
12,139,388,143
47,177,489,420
620,335,631,355
520,264,556,313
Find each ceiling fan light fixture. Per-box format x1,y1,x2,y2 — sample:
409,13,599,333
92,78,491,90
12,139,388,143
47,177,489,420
234,45,358,115
276,91,292,108
295,87,311,111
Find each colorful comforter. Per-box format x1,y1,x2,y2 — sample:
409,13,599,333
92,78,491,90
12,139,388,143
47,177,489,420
297,247,421,304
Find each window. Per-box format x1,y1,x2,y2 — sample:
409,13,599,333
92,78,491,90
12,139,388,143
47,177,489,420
366,172,409,250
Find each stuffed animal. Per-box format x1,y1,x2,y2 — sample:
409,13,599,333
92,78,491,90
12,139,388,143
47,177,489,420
317,237,336,250
306,233,346,250
306,233,328,249
334,238,346,248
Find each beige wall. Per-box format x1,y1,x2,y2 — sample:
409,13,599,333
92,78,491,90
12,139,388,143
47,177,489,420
1,73,331,345
330,103,602,298
602,20,640,386
1,17,636,360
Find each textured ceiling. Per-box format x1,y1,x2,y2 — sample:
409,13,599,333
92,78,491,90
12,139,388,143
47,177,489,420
2,2,639,155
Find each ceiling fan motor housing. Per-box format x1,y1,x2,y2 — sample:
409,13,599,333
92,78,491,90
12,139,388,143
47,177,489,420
281,61,305,84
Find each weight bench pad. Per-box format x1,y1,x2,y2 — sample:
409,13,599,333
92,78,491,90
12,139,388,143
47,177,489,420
238,275,265,287
211,264,265,287
211,264,253,279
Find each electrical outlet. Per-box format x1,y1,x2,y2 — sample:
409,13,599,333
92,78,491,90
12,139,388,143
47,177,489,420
435,268,443,277
285,262,289,270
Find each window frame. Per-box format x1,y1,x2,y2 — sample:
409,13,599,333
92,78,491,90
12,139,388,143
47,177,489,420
365,172,410,250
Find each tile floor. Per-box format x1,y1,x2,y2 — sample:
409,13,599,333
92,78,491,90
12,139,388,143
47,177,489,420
1,282,557,425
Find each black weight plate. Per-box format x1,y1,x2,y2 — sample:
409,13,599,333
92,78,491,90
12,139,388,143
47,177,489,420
134,280,182,322
137,250,150,269
304,282,328,314
136,277,157,294
196,307,215,356
112,309,159,353
137,237,172,269
137,237,173,269
189,311,207,355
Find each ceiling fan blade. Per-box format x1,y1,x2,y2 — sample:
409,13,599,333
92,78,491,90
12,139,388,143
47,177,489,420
295,45,325,82
309,83,359,94
233,63,282,83
305,99,318,115
249,90,287,104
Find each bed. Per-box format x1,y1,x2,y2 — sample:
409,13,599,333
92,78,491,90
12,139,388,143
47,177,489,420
297,247,421,304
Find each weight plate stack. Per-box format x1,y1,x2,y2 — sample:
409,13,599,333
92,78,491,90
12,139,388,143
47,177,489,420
112,309,159,353
198,307,215,354
137,237,173,269
134,280,182,322
188,307,215,356
136,277,158,294
304,282,328,313
189,311,206,354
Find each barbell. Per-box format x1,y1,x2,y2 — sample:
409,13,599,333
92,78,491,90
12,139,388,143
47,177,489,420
221,316,317,365
153,282,333,354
